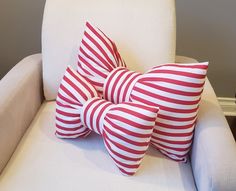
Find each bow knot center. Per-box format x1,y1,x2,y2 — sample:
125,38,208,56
81,97,114,135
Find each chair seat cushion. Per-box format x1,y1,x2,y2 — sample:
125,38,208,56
0,102,196,191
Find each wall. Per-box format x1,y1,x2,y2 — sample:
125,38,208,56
176,0,236,97
0,0,235,97
0,0,45,79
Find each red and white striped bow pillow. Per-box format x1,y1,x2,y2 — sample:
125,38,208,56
77,22,208,162
55,66,159,175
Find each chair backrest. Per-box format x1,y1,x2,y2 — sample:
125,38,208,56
42,0,176,100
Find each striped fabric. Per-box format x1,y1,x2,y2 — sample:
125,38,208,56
77,21,126,95
55,66,158,175
77,22,209,161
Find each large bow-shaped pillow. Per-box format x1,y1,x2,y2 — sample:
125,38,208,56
77,22,209,162
55,66,158,175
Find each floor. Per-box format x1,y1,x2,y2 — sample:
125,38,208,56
226,116,236,140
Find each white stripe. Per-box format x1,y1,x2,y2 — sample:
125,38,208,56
105,137,144,160
104,120,150,143
135,82,201,101
111,71,131,103
152,65,207,75
157,118,196,126
107,118,153,135
109,110,155,127
78,49,109,78
153,139,192,149
119,72,139,102
132,90,199,110
151,143,189,156
156,125,195,134
143,73,206,84
152,132,193,142
144,81,203,93
105,130,149,151
86,26,117,66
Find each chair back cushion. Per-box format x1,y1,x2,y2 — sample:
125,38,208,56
42,0,176,100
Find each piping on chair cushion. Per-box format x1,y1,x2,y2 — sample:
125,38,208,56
55,66,159,176
77,22,209,162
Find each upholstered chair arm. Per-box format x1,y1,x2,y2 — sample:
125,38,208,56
176,55,236,191
0,54,43,174
191,79,236,191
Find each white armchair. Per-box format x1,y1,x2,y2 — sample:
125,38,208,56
0,0,236,190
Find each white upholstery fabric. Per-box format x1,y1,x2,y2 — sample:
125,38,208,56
42,0,176,100
0,54,43,174
0,102,196,191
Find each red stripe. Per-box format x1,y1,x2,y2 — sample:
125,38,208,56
123,102,158,113
153,129,193,137
153,63,208,69
84,31,116,70
56,108,78,118
78,54,107,79
108,113,153,130
58,85,79,105
112,107,156,122
118,168,135,176
152,140,191,152
109,69,128,103
67,67,97,99
55,116,81,124
79,46,108,71
104,125,149,147
55,124,83,131
155,121,195,130
103,133,142,162
95,101,112,135
81,38,112,72
148,69,206,79
141,81,203,97
116,71,134,103
86,22,116,69
55,129,90,137
103,134,144,162
131,94,199,113
133,86,200,105
151,136,192,145
157,113,196,122
122,72,140,102
106,118,151,138
104,67,125,100
63,74,88,101
82,98,99,132
139,77,204,88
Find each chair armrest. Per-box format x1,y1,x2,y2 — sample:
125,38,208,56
175,55,198,63
0,54,43,174
191,78,236,191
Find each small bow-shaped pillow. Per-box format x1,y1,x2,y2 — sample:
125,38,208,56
77,22,208,162
55,66,158,175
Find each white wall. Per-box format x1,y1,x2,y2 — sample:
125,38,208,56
0,0,235,97
0,0,45,79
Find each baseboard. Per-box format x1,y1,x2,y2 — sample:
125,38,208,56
218,97,236,116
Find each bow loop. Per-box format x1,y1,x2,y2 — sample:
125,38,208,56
77,22,126,94
56,66,99,138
